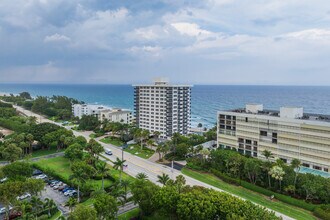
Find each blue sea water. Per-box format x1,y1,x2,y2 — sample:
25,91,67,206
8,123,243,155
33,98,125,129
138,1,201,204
1,84,330,128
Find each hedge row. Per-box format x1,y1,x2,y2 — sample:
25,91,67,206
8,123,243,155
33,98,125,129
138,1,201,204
314,205,330,220
208,169,319,212
240,181,317,212
210,168,240,186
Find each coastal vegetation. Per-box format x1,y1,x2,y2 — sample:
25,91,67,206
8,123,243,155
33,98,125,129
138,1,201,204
185,148,330,219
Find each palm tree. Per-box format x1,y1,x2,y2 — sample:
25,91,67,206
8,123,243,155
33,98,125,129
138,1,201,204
136,172,148,180
113,158,126,183
16,200,32,219
66,197,77,212
96,161,110,191
153,131,161,144
30,196,43,217
26,133,34,154
43,198,56,217
146,139,155,150
156,145,163,161
262,150,274,188
120,179,131,202
291,158,301,194
157,173,170,186
141,129,150,150
199,148,210,162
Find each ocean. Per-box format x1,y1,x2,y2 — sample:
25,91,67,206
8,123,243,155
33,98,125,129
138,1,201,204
1,84,330,128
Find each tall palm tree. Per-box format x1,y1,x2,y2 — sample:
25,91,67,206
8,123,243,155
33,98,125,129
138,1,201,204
262,150,274,188
141,129,150,150
16,200,32,219
120,179,131,202
26,133,34,154
146,139,155,150
113,158,126,183
156,145,163,161
66,197,77,212
153,131,161,144
157,173,170,186
291,158,301,194
43,198,56,217
136,172,148,180
96,161,110,191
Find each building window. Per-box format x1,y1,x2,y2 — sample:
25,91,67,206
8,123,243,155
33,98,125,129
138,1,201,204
272,139,278,144
260,130,267,136
245,117,248,122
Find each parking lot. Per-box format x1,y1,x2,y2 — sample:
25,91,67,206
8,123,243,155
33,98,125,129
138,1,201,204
40,185,70,216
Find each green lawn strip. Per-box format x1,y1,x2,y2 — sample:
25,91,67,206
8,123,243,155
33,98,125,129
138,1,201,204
31,148,64,158
182,168,316,220
118,208,140,220
81,198,95,207
100,137,124,146
124,144,154,159
33,157,112,190
49,210,62,220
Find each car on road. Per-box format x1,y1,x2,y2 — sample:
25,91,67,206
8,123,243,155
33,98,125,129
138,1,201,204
105,150,113,155
16,193,31,200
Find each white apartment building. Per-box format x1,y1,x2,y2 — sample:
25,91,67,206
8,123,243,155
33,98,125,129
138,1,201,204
72,104,106,119
99,108,132,124
133,78,192,139
217,104,330,173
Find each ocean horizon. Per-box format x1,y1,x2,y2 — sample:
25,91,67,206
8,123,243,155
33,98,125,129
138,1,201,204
1,83,330,128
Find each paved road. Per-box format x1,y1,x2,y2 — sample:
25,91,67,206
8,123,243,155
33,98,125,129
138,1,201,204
12,104,293,220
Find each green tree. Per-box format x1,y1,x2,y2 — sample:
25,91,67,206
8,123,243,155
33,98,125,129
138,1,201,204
136,172,148,180
24,178,44,196
94,193,118,220
244,158,261,185
65,143,84,162
66,197,77,212
30,196,44,216
2,143,22,162
262,150,274,188
3,161,33,180
19,92,32,99
290,158,301,194
157,173,170,186
131,179,159,216
96,161,110,191
43,198,56,217
70,161,96,202
153,185,179,217
113,158,126,183
0,181,25,219
68,205,97,220
269,165,285,191
175,175,186,193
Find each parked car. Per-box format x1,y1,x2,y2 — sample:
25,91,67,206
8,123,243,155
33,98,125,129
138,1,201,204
53,182,64,190
35,174,47,179
0,206,12,214
32,169,43,176
105,150,113,155
47,180,57,185
68,191,77,197
58,184,68,191
62,187,74,193
0,177,8,183
64,190,76,196
16,193,31,200
50,181,60,187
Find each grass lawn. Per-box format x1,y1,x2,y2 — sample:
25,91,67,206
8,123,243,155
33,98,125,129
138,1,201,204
182,168,316,220
89,133,97,138
33,156,134,189
31,147,64,158
124,144,154,159
100,136,124,146
118,209,168,220
81,198,95,207
118,208,140,220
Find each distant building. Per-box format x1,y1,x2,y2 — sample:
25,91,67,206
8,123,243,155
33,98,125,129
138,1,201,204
217,104,330,173
72,104,106,119
99,108,132,124
133,78,192,139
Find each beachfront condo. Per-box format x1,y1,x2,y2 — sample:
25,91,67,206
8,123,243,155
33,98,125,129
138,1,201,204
133,78,192,139
72,104,132,124
217,104,330,174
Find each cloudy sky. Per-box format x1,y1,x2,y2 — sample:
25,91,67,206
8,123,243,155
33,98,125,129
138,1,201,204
1,0,330,85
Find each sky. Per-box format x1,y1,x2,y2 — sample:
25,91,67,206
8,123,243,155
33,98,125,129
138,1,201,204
0,0,330,85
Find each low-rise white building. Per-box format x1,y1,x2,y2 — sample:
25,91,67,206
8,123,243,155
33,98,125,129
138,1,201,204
99,108,132,124
72,104,106,119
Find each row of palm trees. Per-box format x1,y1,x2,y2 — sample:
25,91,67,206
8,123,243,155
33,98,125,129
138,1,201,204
15,197,56,219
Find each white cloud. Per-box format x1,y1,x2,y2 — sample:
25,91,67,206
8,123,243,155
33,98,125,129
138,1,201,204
44,33,71,43
171,22,211,37
284,29,330,41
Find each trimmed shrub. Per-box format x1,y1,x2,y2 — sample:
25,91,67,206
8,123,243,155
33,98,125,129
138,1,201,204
210,169,240,185
314,205,330,220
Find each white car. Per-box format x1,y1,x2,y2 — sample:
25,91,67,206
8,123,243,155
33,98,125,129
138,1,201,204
0,206,12,214
64,190,76,196
105,150,112,155
0,177,8,183
35,174,47,179
16,193,31,200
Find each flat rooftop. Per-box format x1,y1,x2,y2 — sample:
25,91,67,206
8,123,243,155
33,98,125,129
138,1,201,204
225,108,330,123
